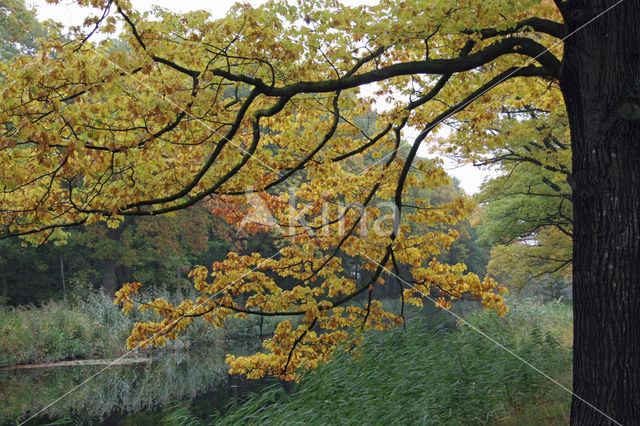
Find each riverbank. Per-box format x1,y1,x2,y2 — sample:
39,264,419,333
0,290,130,367
180,299,573,425
0,288,290,368
0,357,152,371
1,340,266,425
1,296,572,424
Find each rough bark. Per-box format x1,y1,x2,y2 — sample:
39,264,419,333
102,257,118,297
101,218,133,296
0,256,7,303
560,1,640,424
59,253,66,301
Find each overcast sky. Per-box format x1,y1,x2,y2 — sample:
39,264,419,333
31,0,494,194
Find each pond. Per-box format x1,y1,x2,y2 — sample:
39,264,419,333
0,340,281,425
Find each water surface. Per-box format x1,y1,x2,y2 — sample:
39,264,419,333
0,340,277,425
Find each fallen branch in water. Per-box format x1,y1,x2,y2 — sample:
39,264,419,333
0,358,151,371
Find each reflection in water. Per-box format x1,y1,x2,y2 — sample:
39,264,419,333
0,340,276,425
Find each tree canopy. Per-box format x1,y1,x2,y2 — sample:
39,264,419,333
469,111,572,293
0,0,48,61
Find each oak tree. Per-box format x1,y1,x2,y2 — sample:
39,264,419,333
0,1,638,423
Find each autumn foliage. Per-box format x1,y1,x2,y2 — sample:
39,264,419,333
1,0,569,379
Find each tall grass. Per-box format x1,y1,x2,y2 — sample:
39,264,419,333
200,299,572,425
0,290,129,366
0,287,283,367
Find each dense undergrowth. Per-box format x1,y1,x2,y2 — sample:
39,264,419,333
165,299,573,425
0,287,285,367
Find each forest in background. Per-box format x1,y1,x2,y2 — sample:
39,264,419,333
1,174,498,307
0,0,570,306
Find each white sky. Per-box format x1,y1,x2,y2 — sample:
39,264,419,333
31,0,494,194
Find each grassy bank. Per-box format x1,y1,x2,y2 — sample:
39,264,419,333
0,288,284,367
0,290,131,367
178,299,573,425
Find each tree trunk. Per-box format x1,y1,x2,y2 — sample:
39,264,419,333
0,256,7,303
59,253,66,301
560,1,640,424
101,218,133,297
102,257,117,297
